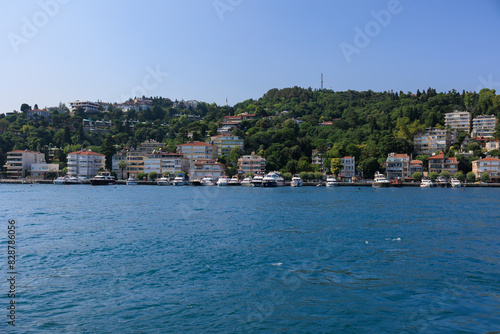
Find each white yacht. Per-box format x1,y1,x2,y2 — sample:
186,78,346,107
90,171,116,186
172,175,187,186
420,178,436,188
435,176,450,188
126,177,138,185
251,174,264,187
53,176,67,185
157,176,171,186
240,176,253,186
290,174,303,187
201,176,215,186
372,172,391,188
262,171,285,187
217,176,229,186
450,178,461,188
325,176,338,187
228,176,240,186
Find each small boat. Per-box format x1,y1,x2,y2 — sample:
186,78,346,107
217,176,229,186
157,176,171,186
420,178,436,188
240,176,253,186
435,176,450,188
201,177,215,186
325,176,338,187
228,176,240,186
90,171,116,186
126,177,138,185
251,174,264,187
171,175,187,186
67,176,83,184
450,178,461,188
372,172,391,188
390,178,403,187
290,174,303,187
262,171,285,187
53,176,67,185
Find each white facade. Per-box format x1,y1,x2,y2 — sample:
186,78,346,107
4,150,45,179
445,110,471,133
472,115,497,138
30,163,59,177
68,100,99,113
193,159,225,180
414,128,456,155
472,157,500,181
209,134,244,157
384,153,410,179
486,140,500,152
237,153,266,174
144,153,189,176
340,156,356,178
67,150,105,178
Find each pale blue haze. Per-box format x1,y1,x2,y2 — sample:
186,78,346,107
0,0,499,112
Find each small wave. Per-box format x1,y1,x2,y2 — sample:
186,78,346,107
271,262,283,266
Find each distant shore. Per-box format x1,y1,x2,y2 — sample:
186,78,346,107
1,179,499,187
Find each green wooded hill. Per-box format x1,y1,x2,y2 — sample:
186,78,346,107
1,87,499,178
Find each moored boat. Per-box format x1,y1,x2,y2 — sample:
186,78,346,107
290,174,303,187
372,172,391,188
53,176,67,185
157,176,171,186
240,176,253,186
436,176,450,188
325,176,338,187
126,177,138,185
171,175,187,186
201,177,215,186
420,178,436,188
217,176,229,186
262,171,285,187
450,178,461,188
251,174,264,187
90,171,116,186
228,176,240,186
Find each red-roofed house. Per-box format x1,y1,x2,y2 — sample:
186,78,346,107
67,150,105,178
472,157,500,182
410,160,424,176
428,153,458,175
176,142,216,179
4,150,45,179
384,153,410,180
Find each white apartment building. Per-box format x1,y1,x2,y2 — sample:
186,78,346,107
472,115,497,138
237,153,266,174
144,152,189,176
4,150,45,179
209,134,244,157
384,153,410,180
30,163,59,177
485,139,500,152
340,156,356,178
176,141,216,178
472,157,500,182
68,100,99,114
67,150,105,178
192,159,225,180
445,110,471,133
414,128,456,155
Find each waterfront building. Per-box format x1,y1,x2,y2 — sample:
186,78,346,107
192,159,225,180
25,108,50,119
30,163,59,177
68,100,99,114
126,151,145,177
414,128,456,155
209,134,244,157
176,141,216,178
311,149,329,168
237,153,266,175
410,160,424,176
445,110,471,133
427,153,458,175
340,156,356,179
384,153,410,180
4,150,45,179
472,115,497,138
472,157,500,182
112,151,128,179
144,152,189,176
67,150,105,179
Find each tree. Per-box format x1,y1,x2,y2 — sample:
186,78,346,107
453,171,464,182
100,135,116,170
20,103,31,113
439,171,451,179
245,172,254,178
480,172,490,182
412,172,423,182
359,157,380,179
428,172,438,180
136,172,146,180
330,158,343,176
118,160,127,179
148,171,158,181
466,171,476,183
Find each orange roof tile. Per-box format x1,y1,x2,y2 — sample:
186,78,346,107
177,141,211,147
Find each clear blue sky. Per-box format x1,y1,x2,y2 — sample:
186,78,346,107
1,0,499,112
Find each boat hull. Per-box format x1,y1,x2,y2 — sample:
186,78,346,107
372,182,391,188
90,180,116,186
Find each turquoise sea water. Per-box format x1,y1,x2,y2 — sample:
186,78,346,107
1,184,499,333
